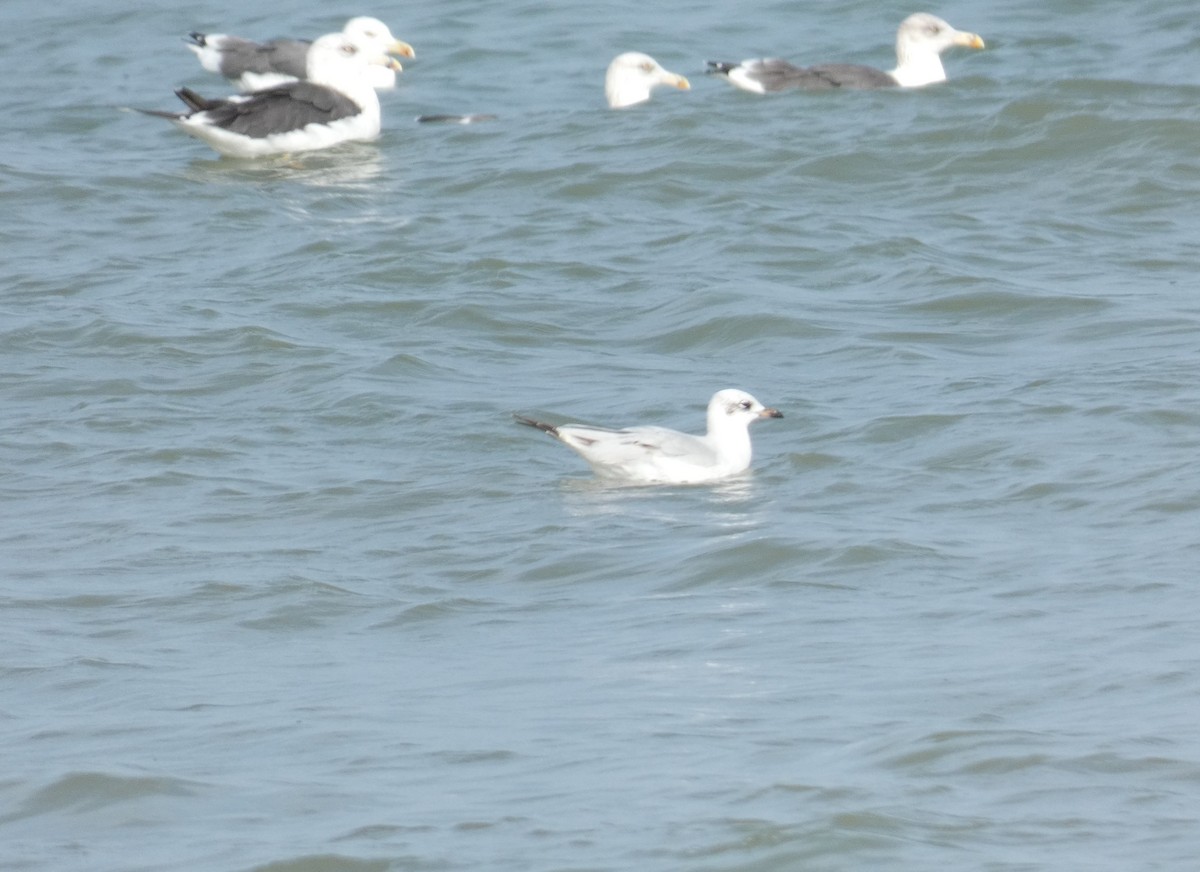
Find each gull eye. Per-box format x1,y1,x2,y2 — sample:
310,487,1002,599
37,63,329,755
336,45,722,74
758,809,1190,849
739,400,753,410
641,62,654,72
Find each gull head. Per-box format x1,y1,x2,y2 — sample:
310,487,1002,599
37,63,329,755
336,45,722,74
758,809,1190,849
605,52,691,109
897,13,985,55
343,16,416,60
306,33,396,95
708,389,783,432
892,13,984,86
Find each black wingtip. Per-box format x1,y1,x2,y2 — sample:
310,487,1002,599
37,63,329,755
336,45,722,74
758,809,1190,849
132,106,182,120
186,31,207,47
513,414,558,437
706,60,737,75
174,87,213,113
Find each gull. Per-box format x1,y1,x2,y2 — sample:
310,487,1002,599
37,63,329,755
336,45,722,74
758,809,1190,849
140,33,393,158
515,389,782,484
707,12,984,93
605,52,691,109
187,16,415,91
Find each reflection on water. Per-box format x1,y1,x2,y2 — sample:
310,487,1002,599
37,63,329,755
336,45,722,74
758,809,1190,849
559,472,768,528
179,144,385,188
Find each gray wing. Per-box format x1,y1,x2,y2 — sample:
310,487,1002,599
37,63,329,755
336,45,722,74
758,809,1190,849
195,33,311,79
804,63,898,90
244,38,311,78
716,58,897,91
626,426,718,461
560,424,715,462
175,82,360,138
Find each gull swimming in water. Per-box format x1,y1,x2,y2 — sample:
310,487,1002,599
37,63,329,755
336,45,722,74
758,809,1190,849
605,52,691,109
186,16,415,91
141,33,393,158
707,12,984,93
515,389,782,484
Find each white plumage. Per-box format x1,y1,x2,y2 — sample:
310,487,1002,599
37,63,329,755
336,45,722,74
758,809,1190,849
515,389,782,484
605,52,691,109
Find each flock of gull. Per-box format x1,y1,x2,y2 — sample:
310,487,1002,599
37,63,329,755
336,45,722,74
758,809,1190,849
139,12,983,158
137,11,985,484
138,17,411,159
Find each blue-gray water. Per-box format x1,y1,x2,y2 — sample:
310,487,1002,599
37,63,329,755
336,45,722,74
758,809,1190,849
3,0,1200,869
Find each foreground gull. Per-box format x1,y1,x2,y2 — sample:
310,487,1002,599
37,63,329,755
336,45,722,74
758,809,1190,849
515,389,782,484
187,16,415,91
141,33,392,158
605,52,691,109
707,12,984,92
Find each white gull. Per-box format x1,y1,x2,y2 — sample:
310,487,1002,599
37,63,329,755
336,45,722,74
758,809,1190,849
515,389,782,484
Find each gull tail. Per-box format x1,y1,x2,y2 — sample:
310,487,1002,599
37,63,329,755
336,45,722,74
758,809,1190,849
131,88,219,121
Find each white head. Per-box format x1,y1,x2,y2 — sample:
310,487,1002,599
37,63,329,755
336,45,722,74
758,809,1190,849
605,52,691,109
697,389,782,475
342,16,415,61
891,13,985,87
707,389,783,433
305,33,396,95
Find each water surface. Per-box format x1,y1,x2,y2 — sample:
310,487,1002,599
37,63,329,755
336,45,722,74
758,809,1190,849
2,1,1199,870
